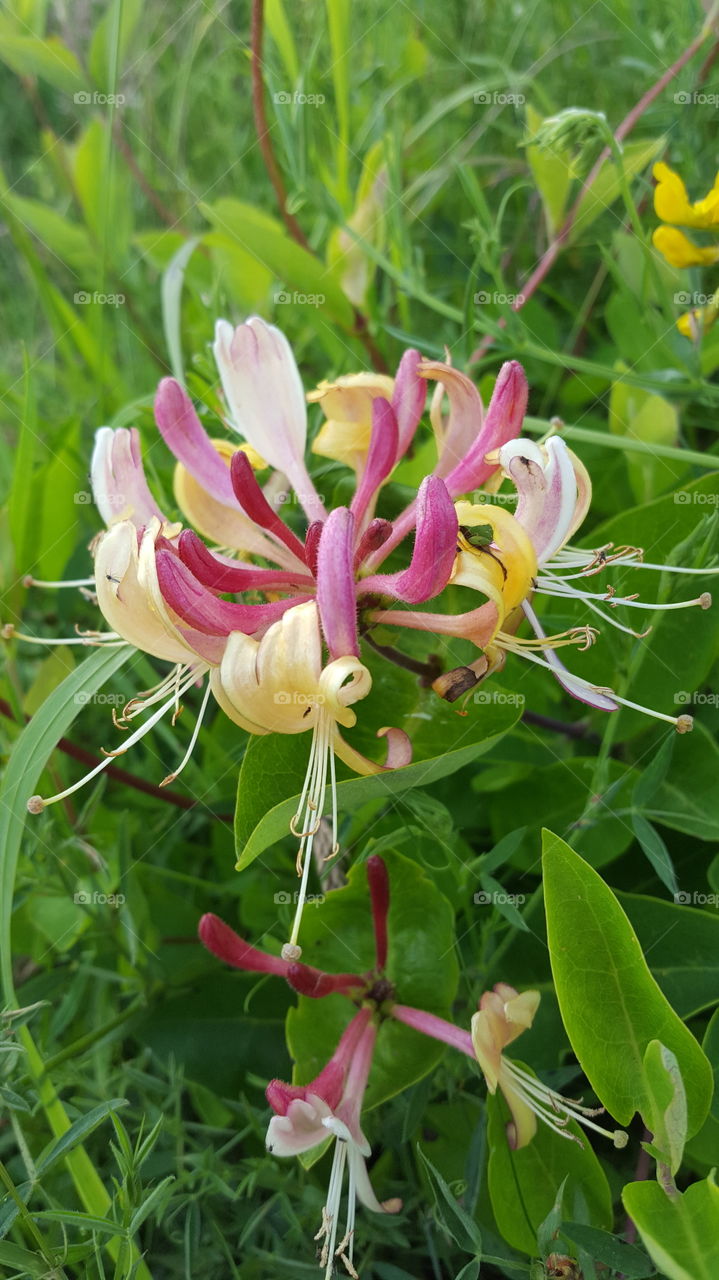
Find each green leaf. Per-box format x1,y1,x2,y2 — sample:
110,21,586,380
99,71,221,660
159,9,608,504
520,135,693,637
36,1099,128,1175
265,0,299,85
622,1175,719,1280
0,1243,48,1276
631,815,678,897
525,104,573,236
651,722,719,841
88,0,143,87
642,1041,687,1175
33,1210,128,1237
286,850,458,1119
0,1084,32,1113
201,198,354,327
542,830,713,1134
0,196,95,275
235,697,522,870
562,1223,655,1278
618,891,719,1018
0,23,85,93
486,1078,612,1256
161,236,200,381
570,137,665,240
417,1147,482,1256
632,733,675,809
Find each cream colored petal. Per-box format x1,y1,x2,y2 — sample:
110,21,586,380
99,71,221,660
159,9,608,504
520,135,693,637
95,522,198,665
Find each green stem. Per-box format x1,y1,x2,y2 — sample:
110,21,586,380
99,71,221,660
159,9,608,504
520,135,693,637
523,415,718,468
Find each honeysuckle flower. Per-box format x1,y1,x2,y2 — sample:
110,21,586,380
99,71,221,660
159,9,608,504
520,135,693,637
371,431,714,728
200,856,401,1278
308,370,397,472
391,984,628,1152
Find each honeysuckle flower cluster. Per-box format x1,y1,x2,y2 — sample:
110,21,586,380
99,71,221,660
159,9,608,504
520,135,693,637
13,315,715,957
652,161,719,336
199,855,626,1278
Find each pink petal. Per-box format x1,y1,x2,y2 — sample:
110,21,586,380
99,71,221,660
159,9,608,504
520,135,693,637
285,963,364,998
392,348,425,458
350,397,399,527
177,529,313,593
419,360,485,479
368,601,499,646
230,450,308,566
391,1004,475,1056
522,599,618,711
358,476,457,603
155,378,236,505
442,359,528,497
316,507,359,658
91,427,165,527
156,549,307,636
303,520,323,576
354,518,393,568
199,913,289,976
214,317,326,521
367,855,390,970
500,437,579,563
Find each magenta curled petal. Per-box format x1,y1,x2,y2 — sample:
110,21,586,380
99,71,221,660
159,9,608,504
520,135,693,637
285,963,364,998
316,507,360,658
391,1003,475,1056
392,348,425,458
199,913,289,976
443,359,528,496
377,725,412,767
156,549,307,636
230,450,308,564
154,378,236,505
303,520,323,576
358,476,457,604
366,855,390,971
350,397,399,526
177,529,312,592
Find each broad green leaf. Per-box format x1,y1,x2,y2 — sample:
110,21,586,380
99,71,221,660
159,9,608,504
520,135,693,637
622,1175,719,1280
486,1078,612,1256
73,119,132,263
570,137,665,240
632,733,675,809
642,1041,687,1175
0,1243,48,1276
542,830,713,1134
0,195,96,275
36,1099,128,1175
525,104,573,236
618,891,719,1018
562,1223,655,1278
417,1147,482,1256
235,696,521,870
204,231,274,309
0,24,85,93
201,198,354,327
652,721,719,841
609,377,681,503
286,850,458,1117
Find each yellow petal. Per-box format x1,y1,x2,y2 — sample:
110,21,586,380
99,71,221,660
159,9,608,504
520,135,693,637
676,300,719,339
653,161,719,228
499,1075,538,1149
652,225,719,268
452,502,538,620
309,373,395,471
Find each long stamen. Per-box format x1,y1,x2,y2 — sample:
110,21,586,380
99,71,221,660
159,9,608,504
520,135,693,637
160,679,213,786
497,625,598,653
537,575,711,613
284,711,333,960
2,624,125,647
503,1059,627,1148
23,575,96,589
316,1139,347,1279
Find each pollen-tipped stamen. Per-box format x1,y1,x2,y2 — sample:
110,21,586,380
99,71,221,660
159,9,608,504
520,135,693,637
503,1059,628,1149
282,709,338,961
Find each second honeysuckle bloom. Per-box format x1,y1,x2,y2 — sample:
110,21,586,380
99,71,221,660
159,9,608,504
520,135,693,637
391,984,628,1151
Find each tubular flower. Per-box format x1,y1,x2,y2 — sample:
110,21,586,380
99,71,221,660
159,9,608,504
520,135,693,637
371,432,714,727
199,856,401,1278
391,985,628,1152
652,162,719,338
19,319,524,849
